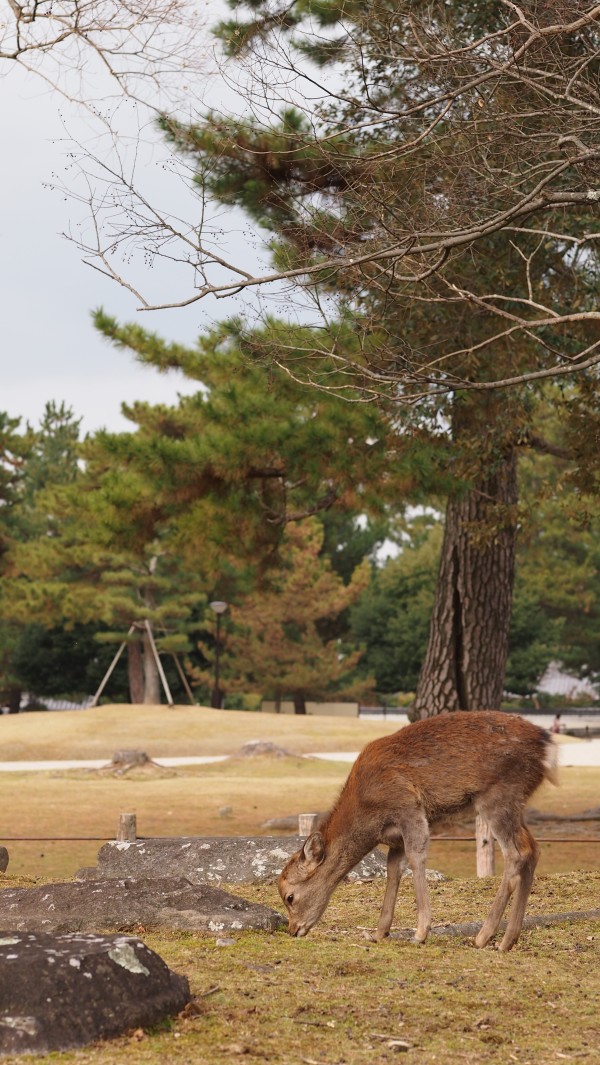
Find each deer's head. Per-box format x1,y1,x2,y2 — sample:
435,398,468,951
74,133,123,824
278,832,331,937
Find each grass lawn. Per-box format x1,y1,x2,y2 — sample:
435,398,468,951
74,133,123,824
0,704,403,761
0,709,599,1064
0,874,598,1065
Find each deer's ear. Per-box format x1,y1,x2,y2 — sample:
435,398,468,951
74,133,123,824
301,831,326,869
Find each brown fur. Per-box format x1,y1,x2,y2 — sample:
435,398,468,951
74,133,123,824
278,711,558,951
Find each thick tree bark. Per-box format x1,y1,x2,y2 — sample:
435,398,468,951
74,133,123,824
412,448,517,718
2,687,22,714
141,566,161,705
142,623,161,705
293,693,307,714
127,637,145,704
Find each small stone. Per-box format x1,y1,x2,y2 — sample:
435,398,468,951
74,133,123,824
218,806,233,818
111,750,150,767
387,1039,411,1052
216,938,236,947
236,740,291,758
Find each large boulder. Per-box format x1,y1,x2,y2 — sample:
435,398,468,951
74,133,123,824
84,836,388,884
0,876,285,934
0,931,189,1055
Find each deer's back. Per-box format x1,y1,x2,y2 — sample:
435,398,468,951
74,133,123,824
351,711,550,821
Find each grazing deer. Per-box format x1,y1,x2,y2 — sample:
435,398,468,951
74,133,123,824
279,711,558,951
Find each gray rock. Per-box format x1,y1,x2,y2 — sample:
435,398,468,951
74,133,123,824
75,866,99,880
87,836,388,884
236,740,292,758
0,876,285,933
111,750,150,766
402,867,447,882
0,931,189,1055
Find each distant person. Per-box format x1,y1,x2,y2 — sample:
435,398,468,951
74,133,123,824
551,713,562,735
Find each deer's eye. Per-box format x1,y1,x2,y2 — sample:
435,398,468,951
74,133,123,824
286,894,294,905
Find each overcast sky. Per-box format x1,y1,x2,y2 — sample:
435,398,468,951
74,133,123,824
1,46,275,437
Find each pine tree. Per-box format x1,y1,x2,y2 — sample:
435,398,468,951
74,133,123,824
5,321,394,705
92,311,394,556
152,0,599,715
0,405,97,709
0,411,30,563
193,519,371,712
5,417,207,705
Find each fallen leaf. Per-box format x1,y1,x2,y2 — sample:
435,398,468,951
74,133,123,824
179,998,205,1019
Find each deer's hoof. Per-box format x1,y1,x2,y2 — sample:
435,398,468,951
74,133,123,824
497,937,517,953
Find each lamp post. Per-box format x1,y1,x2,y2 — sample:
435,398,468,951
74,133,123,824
209,600,228,708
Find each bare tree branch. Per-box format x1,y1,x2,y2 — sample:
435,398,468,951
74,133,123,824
6,0,599,404
0,0,209,110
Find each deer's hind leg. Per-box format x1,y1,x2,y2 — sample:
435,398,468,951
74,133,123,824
497,823,539,952
474,804,539,952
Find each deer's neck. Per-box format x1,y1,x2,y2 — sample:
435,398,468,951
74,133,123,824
320,801,378,884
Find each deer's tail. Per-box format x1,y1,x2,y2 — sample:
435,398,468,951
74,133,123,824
542,734,559,787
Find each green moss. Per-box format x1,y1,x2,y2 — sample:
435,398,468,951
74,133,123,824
1,876,598,1065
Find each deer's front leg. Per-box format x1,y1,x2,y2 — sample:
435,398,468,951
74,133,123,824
375,843,406,941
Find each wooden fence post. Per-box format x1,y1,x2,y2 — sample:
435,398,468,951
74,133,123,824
298,813,318,837
117,813,137,842
476,815,496,876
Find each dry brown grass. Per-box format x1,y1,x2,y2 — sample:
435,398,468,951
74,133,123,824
0,711,598,1065
1,758,598,881
0,704,404,761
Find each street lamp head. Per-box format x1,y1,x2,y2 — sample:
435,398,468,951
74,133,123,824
209,600,228,615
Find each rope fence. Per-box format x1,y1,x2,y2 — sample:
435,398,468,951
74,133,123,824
1,808,598,892
2,835,599,843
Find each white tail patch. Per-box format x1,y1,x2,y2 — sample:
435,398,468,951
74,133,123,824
543,738,559,787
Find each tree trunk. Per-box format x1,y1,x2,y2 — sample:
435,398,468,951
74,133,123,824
412,448,517,718
3,687,21,714
293,693,307,714
142,623,161,705
127,637,145,704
